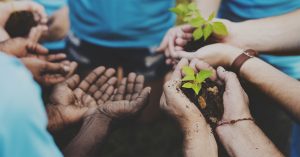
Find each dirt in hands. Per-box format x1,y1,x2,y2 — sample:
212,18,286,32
181,79,224,129
5,11,38,38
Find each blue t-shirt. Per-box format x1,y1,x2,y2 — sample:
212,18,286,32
68,0,176,48
0,53,62,157
219,0,300,79
34,0,67,50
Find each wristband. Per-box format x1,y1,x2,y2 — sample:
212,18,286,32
216,117,255,128
231,49,258,74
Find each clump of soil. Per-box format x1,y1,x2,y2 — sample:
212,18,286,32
5,11,38,38
184,37,217,52
181,79,224,129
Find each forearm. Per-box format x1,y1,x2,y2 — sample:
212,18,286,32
240,58,300,121
182,122,218,157
63,113,111,157
226,9,300,54
217,121,283,157
195,0,221,18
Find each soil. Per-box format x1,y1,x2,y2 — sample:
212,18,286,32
5,11,38,38
181,79,224,129
184,37,217,52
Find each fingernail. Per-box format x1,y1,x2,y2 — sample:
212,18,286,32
63,66,70,72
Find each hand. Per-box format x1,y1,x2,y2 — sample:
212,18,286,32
0,37,48,57
86,72,151,119
47,67,117,131
0,1,47,27
21,57,77,86
175,43,243,67
161,58,212,129
216,66,251,123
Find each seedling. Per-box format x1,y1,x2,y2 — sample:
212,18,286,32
181,66,212,95
170,3,228,41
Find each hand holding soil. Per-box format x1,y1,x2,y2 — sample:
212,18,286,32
21,57,77,86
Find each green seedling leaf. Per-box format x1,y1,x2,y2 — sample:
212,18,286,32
192,84,201,95
208,12,215,21
189,16,205,27
182,66,195,76
212,22,228,36
196,70,213,83
170,4,188,16
203,24,213,40
182,82,194,88
182,75,196,81
187,3,198,11
169,7,182,15
193,27,203,40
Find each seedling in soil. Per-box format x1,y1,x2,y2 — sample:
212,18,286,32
181,66,224,129
170,3,228,51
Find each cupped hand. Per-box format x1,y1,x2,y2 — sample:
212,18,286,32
86,72,151,120
21,57,77,86
161,58,211,129
47,67,118,130
216,66,251,123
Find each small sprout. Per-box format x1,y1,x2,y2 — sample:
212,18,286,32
181,66,213,95
170,3,228,41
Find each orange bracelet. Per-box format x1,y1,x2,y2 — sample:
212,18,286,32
216,118,255,128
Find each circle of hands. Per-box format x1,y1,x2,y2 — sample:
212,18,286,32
48,66,151,130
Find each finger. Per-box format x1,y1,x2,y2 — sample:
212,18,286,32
176,51,194,60
175,38,188,47
46,53,67,62
26,42,49,55
168,34,177,58
64,74,80,89
131,75,145,100
175,46,184,51
43,74,65,86
125,73,137,100
171,58,189,80
12,1,48,23
79,66,106,92
98,86,115,105
65,61,78,78
165,48,170,58
189,58,217,81
156,30,170,52
130,87,151,112
217,66,242,92
181,24,195,33
28,25,47,42
44,62,69,74
166,58,172,65
95,68,116,87
114,78,127,101
91,77,117,96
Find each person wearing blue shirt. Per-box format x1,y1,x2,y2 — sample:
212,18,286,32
0,52,62,157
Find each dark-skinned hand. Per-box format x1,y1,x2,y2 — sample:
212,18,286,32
47,66,117,131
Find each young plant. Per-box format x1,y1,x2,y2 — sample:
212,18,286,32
170,3,228,41
181,66,212,95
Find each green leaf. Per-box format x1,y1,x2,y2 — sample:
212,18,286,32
182,75,196,81
169,7,182,16
189,16,205,27
192,84,202,95
196,70,213,83
212,22,228,36
182,82,194,88
187,3,198,11
182,66,195,76
170,4,188,16
203,24,213,40
193,27,203,40
208,12,215,21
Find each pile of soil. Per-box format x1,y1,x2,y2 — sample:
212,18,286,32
5,11,38,38
181,79,224,129
184,37,217,52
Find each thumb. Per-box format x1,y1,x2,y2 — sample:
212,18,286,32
176,51,194,60
26,42,49,55
156,32,170,52
217,66,242,93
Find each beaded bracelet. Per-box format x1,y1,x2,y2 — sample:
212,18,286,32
216,118,255,128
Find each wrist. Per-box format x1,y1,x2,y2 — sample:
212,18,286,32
181,120,211,137
222,45,244,67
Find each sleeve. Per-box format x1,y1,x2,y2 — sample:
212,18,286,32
0,57,63,157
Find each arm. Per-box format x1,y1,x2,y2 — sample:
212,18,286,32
224,9,300,55
195,0,221,18
215,67,283,157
